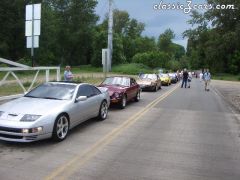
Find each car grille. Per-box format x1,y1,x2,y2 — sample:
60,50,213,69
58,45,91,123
0,126,22,133
25,136,38,141
0,133,22,139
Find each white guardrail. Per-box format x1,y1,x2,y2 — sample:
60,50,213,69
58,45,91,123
0,58,61,101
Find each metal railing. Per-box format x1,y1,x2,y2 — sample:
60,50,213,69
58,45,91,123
0,58,60,101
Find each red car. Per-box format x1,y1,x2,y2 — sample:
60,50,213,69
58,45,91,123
99,76,141,109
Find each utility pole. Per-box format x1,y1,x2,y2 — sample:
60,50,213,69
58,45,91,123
107,0,113,71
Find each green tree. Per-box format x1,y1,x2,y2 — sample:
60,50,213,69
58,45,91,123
184,1,240,73
158,29,175,53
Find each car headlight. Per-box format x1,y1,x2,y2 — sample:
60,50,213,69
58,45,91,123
22,127,43,134
20,114,41,122
113,92,120,98
0,111,4,117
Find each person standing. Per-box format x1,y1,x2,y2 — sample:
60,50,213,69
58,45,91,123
64,66,73,81
188,71,192,88
181,68,189,88
203,69,211,91
199,72,203,82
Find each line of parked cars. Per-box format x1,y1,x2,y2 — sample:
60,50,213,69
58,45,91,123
0,73,179,143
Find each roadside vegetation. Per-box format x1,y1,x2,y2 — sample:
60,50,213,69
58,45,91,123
212,73,240,82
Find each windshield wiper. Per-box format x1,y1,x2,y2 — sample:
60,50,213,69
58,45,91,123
24,95,38,98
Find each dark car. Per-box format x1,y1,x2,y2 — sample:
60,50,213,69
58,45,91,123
99,76,141,109
168,73,178,83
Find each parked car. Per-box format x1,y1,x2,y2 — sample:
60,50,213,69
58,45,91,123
0,82,110,142
168,73,178,83
137,74,161,91
99,76,140,109
160,73,171,86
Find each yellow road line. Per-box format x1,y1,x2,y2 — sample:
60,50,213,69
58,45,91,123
45,84,180,180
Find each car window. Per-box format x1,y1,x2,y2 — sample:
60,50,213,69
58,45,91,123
142,74,157,80
102,77,130,87
77,85,94,98
91,86,101,96
25,83,76,100
130,78,136,86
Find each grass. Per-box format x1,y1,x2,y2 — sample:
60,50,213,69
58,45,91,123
212,73,240,82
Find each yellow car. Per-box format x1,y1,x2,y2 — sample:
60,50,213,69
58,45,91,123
160,73,171,86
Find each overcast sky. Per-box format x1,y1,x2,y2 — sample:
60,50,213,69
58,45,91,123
95,0,206,48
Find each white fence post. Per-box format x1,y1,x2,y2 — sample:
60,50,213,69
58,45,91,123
46,69,50,82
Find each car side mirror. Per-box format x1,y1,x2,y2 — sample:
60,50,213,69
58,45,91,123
76,96,87,102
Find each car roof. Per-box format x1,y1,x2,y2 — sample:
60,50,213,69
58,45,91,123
48,81,79,85
49,81,97,86
106,76,132,79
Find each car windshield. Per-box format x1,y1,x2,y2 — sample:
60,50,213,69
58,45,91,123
160,74,168,78
102,77,130,87
141,74,157,80
25,83,77,100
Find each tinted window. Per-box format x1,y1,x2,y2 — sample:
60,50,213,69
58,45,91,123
77,85,94,98
92,86,101,95
25,83,76,100
130,78,136,85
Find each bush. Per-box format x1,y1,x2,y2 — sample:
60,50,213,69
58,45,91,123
112,63,152,75
18,58,32,66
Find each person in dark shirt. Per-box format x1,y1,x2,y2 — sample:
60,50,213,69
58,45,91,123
181,68,189,88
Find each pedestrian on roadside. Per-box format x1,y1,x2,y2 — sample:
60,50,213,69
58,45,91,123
64,65,74,81
181,68,189,88
199,72,203,82
188,71,192,88
139,72,144,79
203,69,211,91
176,70,180,81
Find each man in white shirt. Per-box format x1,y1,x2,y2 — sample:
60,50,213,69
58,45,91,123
64,66,73,81
203,69,211,91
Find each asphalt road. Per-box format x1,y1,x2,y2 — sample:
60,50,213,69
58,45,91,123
1,79,240,180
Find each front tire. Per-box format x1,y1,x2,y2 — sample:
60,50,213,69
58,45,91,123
120,94,127,109
135,91,140,102
52,114,69,142
98,101,108,121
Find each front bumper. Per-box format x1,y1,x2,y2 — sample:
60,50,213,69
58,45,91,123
0,125,52,142
140,84,154,90
161,81,169,85
110,97,122,104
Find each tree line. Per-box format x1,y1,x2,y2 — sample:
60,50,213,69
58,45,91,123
184,0,240,74
0,0,185,71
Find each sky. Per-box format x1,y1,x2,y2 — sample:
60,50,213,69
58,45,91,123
95,0,207,48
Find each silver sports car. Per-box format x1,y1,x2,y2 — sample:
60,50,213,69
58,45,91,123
0,82,110,142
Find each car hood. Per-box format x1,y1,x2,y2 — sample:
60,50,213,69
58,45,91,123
99,85,127,96
160,77,169,80
0,97,69,116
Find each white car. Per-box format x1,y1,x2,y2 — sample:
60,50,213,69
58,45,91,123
0,82,110,142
